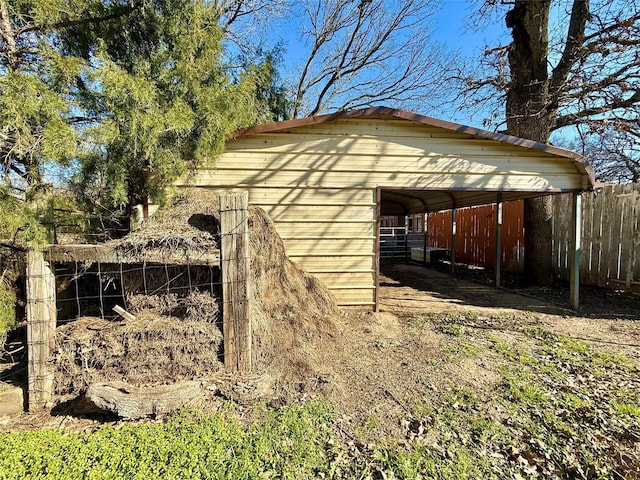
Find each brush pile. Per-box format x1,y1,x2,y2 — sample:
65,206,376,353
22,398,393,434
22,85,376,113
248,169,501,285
53,189,340,402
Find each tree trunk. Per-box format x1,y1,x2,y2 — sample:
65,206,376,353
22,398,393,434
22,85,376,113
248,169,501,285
523,196,555,285
85,381,203,419
505,0,555,285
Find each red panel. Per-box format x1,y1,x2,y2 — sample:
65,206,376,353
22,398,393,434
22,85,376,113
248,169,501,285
426,200,524,272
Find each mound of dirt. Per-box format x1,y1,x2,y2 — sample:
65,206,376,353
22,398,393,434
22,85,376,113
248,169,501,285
52,189,341,403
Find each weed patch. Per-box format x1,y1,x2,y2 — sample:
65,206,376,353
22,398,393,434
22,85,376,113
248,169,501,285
0,402,334,480
488,329,640,478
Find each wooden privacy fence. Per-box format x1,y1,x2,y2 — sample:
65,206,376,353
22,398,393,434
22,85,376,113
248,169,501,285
425,201,525,272
553,183,640,290
25,192,251,411
424,183,640,291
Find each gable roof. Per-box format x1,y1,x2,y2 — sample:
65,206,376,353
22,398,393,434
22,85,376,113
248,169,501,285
234,107,596,189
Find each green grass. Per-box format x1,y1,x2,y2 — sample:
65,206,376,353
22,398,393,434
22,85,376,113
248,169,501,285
2,323,639,479
444,339,479,357
0,402,334,480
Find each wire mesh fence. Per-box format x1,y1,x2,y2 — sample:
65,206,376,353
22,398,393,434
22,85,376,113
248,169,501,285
8,191,253,411
51,255,224,323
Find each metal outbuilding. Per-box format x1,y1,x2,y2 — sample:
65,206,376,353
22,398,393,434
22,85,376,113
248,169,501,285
178,107,596,309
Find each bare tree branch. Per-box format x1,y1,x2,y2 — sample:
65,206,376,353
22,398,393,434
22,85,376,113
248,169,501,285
554,89,640,129
289,0,443,118
455,0,640,154
549,0,590,97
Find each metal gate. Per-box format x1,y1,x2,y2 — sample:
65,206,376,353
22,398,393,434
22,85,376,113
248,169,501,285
379,226,424,258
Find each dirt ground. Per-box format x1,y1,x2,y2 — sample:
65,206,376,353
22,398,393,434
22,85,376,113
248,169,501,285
2,260,639,438
380,261,640,355
283,261,640,440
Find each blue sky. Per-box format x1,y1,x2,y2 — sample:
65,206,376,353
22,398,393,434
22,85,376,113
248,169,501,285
274,1,510,62
432,1,509,56
266,0,512,126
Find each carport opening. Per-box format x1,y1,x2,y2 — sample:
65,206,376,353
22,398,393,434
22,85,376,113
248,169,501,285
377,188,532,309
377,190,457,298
375,187,584,311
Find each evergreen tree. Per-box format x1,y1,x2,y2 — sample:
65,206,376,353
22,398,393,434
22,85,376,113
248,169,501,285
1,0,276,212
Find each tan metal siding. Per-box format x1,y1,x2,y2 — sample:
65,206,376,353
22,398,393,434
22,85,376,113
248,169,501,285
192,169,582,191
219,151,577,174
181,117,585,306
224,136,559,158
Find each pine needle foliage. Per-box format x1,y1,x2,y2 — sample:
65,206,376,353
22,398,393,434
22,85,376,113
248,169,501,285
0,186,46,247
1,0,277,211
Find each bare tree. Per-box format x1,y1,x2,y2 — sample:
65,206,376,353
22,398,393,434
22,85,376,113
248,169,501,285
213,0,289,41
289,0,444,118
452,0,640,285
567,131,640,184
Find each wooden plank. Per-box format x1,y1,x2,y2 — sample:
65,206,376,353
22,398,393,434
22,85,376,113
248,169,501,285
450,203,498,269
600,186,615,286
551,197,559,272
590,187,605,285
580,190,595,284
426,210,452,249
553,196,563,273
612,185,625,282
113,305,136,322
495,197,503,287
46,244,220,266
610,186,624,282
621,185,636,287
632,185,640,283
371,186,380,313
26,250,56,410
569,193,582,309
556,194,571,275
451,207,457,274
220,192,251,373
503,200,524,273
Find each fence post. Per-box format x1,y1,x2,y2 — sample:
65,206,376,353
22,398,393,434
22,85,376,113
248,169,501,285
375,187,381,312
422,207,428,267
625,188,638,289
569,192,582,309
219,192,251,373
404,215,409,260
451,207,457,274
26,249,57,410
495,196,503,287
